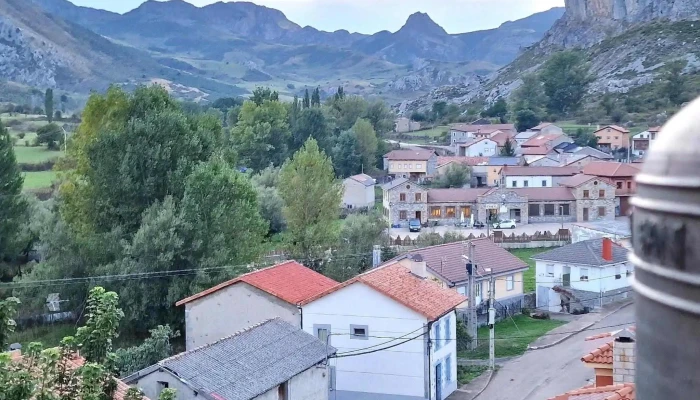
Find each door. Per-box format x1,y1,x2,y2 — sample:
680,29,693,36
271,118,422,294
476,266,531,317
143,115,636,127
436,363,443,400
416,211,422,221
563,266,571,287
583,208,589,221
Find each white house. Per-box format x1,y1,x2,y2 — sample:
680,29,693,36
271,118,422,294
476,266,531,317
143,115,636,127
342,173,375,209
533,238,633,313
631,126,661,157
501,166,580,188
124,318,335,400
299,263,466,400
454,138,498,157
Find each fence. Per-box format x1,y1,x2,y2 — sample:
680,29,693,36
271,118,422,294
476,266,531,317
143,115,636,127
457,297,524,330
391,229,571,248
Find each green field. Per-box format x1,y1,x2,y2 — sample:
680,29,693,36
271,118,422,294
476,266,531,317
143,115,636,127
509,247,554,293
459,315,565,359
13,146,63,164
407,125,449,138
22,170,57,190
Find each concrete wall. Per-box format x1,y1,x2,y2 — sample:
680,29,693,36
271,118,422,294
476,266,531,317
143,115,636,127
459,140,497,157
343,180,374,209
504,175,553,188
131,369,198,400
184,283,300,349
302,283,430,400
257,364,330,400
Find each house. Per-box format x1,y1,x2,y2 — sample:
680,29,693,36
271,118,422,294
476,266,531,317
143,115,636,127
553,143,614,160
380,239,529,321
176,260,338,349
490,131,516,153
631,126,661,157
594,125,630,152
528,123,564,135
342,173,375,209
395,117,421,133
520,133,574,151
385,177,615,226
299,263,466,400
514,131,538,145
125,318,336,400
383,149,438,181
449,123,516,145
501,166,581,188
452,137,498,157
527,155,562,167
533,238,633,313
572,218,631,249
437,156,522,187
582,161,641,216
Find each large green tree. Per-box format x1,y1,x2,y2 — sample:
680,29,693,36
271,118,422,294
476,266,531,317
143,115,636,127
500,138,515,157
511,74,547,115
332,130,363,178
45,88,54,123
231,99,290,171
279,138,342,266
540,51,590,115
664,61,686,106
36,123,63,150
434,164,471,188
482,98,508,122
325,213,385,281
290,107,331,153
515,109,541,132
351,118,378,173
0,120,26,264
364,100,395,136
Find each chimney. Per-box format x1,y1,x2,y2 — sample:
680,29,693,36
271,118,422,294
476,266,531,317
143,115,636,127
408,254,427,278
602,237,613,261
613,329,636,384
372,245,382,268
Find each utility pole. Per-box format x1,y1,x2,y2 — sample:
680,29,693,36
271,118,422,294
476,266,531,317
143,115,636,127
487,268,495,370
464,242,478,350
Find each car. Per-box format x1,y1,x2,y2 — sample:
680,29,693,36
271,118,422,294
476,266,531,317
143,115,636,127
493,219,517,229
472,221,485,229
409,219,422,232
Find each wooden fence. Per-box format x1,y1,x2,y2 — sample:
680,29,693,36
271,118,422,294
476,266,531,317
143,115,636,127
391,229,571,247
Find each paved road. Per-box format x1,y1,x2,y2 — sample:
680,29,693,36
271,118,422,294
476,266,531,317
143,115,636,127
473,305,635,400
390,221,573,240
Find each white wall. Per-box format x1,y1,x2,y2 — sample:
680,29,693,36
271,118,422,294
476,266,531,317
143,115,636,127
302,283,428,399
184,283,299,349
463,140,497,157
343,180,375,209
131,370,198,400
430,312,458,400
505,176,553,188
450,130,474,144
256,365,330,400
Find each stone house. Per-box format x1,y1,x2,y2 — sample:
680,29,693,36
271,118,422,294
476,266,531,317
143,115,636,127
395,117,421,133
453,137,498,157
449,123,516,145
342,173,375,209
561,174,617,222
582,162,641,216
382,178,429,225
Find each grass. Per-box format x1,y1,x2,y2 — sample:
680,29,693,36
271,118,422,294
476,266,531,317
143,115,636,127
8,323,77,349
407,125,449,138
457,365,488,385
508,247,554,293
13,146,63,164
459,315,565,359
22,171,57,190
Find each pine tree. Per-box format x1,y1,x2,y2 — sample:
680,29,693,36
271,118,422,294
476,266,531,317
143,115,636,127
500,137,515,157
45,88,54,123
311,87,321,107
0,119,26,262
303,89,311,109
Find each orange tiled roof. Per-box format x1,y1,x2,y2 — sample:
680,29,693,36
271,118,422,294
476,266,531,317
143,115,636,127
582,162,641,178
584,326,636,341
549,383,635,400
581,341,613,365
176,261,339,306
436,156,489,167
300,264,466,321
594,125,631,134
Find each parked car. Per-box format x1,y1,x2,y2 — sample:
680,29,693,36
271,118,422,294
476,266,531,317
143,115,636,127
493,219,517,229
409,219,422,232
472,221,485,229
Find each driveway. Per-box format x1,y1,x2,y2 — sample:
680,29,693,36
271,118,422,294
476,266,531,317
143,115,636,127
390,221,572,240
461,305,635,400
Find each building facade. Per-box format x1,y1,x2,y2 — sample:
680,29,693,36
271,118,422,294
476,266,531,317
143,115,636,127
384,149,438,181
594,125,630,152
342,173,375,209
631,126,660,157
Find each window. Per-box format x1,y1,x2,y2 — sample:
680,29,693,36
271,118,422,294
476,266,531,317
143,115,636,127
607,136,611,140
524,180,529,187
278,381,288,400
434,320,442,350
627,181,632,189
512,181,517,187
350,324,369,340
580,268,589,281
617,182,623,189
599,190,605,198
415,193,422,201
598,206,606,217
314,324,331,344
404,163,408,169
430,207,442,218
416,163,422,169
542,180,547,187
157,381,169,390
397,163,402,169
583,190,590,199
462,207,471,218
546,264,554,277
528,204,540,216
614,136,618,140
443,315,450,342
399,193,406,202
615,266,622,279
457,286,466,295
408,164,413,169
560,204,570,216
446,207,456,218
544,204,555,216
474,282,481,298
445,354,452,383
399,210,407,220
506,275,514,291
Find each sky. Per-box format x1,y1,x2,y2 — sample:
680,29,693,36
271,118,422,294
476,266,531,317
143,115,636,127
69,0,565,34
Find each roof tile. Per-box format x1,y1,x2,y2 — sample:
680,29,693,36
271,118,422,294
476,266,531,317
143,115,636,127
532,238,629,266
384,149,435,161
549,384,635,400
582,162,641,178
427,188,490,203
581,341,613,364
521,133,568,147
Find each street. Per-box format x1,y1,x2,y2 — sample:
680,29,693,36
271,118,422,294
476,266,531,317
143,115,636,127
390,221,573,240
472,305,634,400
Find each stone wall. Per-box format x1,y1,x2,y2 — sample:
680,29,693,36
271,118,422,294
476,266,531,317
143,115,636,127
573,179,616,222
477,189,528,224
528,201,578,224
427,154,438,176
387,183,428,226
568,286,632,310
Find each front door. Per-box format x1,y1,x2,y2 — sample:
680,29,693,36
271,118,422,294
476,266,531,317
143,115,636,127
436,363,443,400
583,208,589,221
416,211,422,221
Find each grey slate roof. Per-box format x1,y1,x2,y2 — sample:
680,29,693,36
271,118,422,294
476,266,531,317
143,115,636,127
382,177,412,190
532,238,628,266
157,318,335,400
487,156,522,166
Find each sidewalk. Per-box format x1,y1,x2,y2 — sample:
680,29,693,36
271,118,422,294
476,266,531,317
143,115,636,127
448,369,494,400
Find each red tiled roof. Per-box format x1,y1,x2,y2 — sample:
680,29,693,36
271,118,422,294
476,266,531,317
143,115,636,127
581,341,613,365
521,133,566,147
491,131,514,147
510,187,576,201
450,123,516,133
384,149,435,161
585,326,636,341
520,146,550,155
558,174,600,188
382,238,528,284
176,261,339,306
582,162,641,178
300,264,466,320
648,126,661,133
502,166,581,177
427,188,490,203
531,122,554,130
594,125,630,134
549,383,635,400
437,156,489,167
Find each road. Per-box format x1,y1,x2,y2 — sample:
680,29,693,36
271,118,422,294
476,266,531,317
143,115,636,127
474,305,634,400
390,221,573,240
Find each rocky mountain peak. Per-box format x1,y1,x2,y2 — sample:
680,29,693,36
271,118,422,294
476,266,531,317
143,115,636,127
565,0,700,22
399,12,448,37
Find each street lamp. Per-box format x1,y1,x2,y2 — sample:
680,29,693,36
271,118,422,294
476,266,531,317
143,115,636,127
559,205,565,231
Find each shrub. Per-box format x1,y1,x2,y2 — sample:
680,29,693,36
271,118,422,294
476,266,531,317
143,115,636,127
17,132,25,139
24,140,29,147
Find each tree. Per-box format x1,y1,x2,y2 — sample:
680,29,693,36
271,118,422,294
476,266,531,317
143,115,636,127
250,87,279,106
434,164,470,188
332,130,363,178
351,118,378,173
411,111,427,122
255,186,286,235
573,128,598,148
0,297,20,348
540,51,590,114
482,98,508,122
232,99,291,170
36,123,63,150
212,97,243,111
311,87,321,107
364,100,395,136
303,89,311,109
45,88,54,123
0,120,26,263
664,62,686,106
290,107,331,154
500,137,515,156
54,110,62,120
515,109,540,132
325,214,385,281
600,93,616,116
115,325,179,376
75,287,124,364
511,74,547,115
278,138,342,265
432,101,447,122
334,86,345,101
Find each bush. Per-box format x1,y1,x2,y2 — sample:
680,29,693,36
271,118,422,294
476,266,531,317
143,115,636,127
24,140,29,147
11,136,18,146
17,132,25,139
